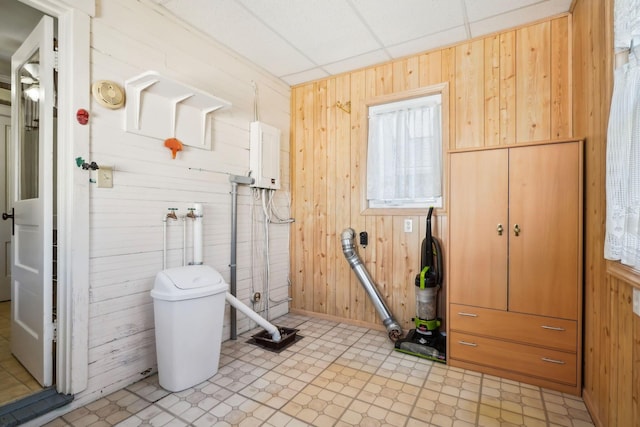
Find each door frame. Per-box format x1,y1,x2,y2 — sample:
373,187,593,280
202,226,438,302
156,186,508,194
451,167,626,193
18,0,94,395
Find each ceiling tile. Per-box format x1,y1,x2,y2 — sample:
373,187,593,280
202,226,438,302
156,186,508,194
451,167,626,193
237,0,381,65
282,68,330,86
163,0,316,76
323,49,391,75
387,26,468,59
470,0,573,37
351,0,465,45
464,0,542,22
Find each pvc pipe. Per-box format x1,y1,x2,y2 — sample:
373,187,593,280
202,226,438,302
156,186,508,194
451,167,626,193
341,228,403,341
225,292,281,342
182,217,187,266
162,218,167,270
193,203,203,265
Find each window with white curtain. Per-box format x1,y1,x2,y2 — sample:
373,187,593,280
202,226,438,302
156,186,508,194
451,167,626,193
366,93,443,209
605,0,640,267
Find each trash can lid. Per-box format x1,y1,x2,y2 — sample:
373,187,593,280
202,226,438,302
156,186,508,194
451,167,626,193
163,265,224,290
151,265,228,301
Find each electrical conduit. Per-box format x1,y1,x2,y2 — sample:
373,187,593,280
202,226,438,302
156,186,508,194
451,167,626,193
341,228,403,341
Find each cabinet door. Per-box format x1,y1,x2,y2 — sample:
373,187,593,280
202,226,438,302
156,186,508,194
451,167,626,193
508,142,581,319
449,149,508,310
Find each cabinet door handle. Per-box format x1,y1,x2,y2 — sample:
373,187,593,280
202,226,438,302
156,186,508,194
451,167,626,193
541,357,566,365
457,312,478,317
541,325,566,331
513,224,521,236
497,224,503,235
458,341,478,347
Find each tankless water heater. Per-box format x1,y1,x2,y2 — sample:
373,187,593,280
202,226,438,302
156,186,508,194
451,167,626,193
249,121,281,190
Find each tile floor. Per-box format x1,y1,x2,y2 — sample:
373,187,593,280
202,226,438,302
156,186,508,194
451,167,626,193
42,313,594,427
0,301,43,407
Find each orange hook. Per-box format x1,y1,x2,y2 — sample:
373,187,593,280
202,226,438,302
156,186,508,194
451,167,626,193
164,138,183,159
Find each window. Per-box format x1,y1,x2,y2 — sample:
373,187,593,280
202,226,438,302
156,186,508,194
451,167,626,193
366,89,444,211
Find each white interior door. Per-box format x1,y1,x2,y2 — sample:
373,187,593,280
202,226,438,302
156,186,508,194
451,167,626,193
0,111,10,302
9,15,54,387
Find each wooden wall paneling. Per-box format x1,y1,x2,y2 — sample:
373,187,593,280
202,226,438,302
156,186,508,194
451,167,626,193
291,86,304,310
398,216,421,330
302,84,316,311
516,21,551,142
612,280,633,427
551,17,571,140
499,31,516,145
350,70,368,321
373,62,396,326
455,40,485,149
419,51,443,87
314,80,328,314
334,74,352,318
572,0,613,424
369,216,391,325
485,35,500,147
290,13,577,348
442,47,457,150
393,56,420,92
325,78,337,317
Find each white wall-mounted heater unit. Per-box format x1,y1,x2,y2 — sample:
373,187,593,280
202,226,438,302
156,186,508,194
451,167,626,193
250,121,281,190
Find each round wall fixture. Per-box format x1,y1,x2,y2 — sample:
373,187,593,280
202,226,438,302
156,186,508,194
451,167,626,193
91,80,125,109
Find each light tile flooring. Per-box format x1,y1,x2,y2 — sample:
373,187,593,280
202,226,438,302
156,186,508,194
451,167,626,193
0,301,43,406
42,313,594,427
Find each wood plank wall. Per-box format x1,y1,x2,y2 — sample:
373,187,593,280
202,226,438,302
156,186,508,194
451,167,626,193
572,0,640,425
79,0,291,403
290,16,571,332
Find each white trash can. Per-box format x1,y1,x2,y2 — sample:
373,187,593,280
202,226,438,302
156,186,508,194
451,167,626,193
151,265,228,392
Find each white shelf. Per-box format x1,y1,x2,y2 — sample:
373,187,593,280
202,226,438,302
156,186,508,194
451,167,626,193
125,71,231,150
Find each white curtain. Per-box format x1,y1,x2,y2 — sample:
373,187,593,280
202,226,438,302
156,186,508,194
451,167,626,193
367,104,442,204
605,0,640,266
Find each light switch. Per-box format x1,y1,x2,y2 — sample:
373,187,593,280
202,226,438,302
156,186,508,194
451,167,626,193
97,166,113,188
633,288,640,317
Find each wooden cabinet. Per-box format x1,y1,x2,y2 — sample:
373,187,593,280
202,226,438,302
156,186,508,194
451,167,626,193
447,140,583,395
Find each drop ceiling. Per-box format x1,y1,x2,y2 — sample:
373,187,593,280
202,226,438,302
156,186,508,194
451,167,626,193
152,0,573,86
0,1,573,87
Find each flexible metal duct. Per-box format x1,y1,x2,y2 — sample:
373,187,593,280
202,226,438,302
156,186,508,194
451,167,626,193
341,228,403,341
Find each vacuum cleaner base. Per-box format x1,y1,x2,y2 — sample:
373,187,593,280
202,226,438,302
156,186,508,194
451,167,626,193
394,329,446,363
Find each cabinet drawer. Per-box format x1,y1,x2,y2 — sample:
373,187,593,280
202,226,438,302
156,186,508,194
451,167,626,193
449,332,577,385
449,304,577,352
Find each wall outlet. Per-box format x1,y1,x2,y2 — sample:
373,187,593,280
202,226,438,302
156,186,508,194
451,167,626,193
97,166,113,188
633,288,640,317
404,219,412,233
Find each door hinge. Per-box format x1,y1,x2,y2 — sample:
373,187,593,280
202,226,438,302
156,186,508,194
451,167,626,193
54,49,59,72
52,320,57,342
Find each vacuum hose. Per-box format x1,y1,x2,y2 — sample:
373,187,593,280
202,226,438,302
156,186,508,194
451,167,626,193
341,228,403,341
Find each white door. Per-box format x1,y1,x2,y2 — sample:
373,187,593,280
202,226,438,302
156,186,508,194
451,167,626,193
0,111,11,302
9,15,55,387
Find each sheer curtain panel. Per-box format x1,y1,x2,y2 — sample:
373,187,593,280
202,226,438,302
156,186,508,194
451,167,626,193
367,102,442,208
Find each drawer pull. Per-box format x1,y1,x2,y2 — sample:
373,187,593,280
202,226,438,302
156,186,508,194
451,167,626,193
457,312,478,317
541,325,566,331
541,357,566,365
458,340,478,347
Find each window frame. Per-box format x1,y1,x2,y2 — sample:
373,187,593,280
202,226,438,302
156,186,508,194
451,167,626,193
360,83,449,216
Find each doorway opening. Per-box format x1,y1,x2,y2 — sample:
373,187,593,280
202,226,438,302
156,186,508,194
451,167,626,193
0,0,56,409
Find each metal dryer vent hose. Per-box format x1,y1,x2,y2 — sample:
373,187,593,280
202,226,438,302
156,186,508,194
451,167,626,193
341,228,403,341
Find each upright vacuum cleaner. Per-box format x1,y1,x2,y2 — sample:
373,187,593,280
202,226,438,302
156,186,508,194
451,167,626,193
395,207,446,362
